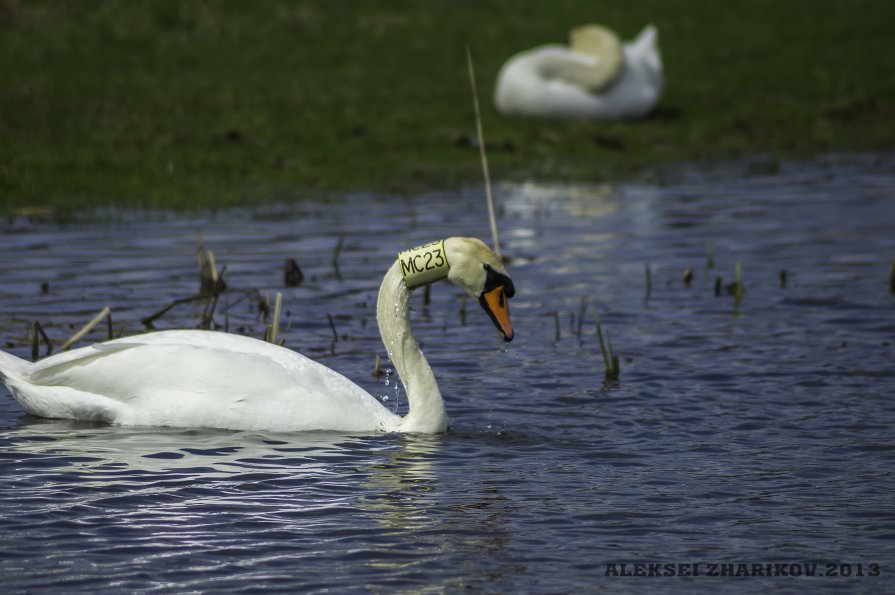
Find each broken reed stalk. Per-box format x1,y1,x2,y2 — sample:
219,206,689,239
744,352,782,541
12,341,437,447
196,233,226,296
61,306,111,351
36,321,53,350
30,321,53,361
266,292,283,344
208,251,218,284
197,231,207,270
326,313,339,341
30,322,38,362
734,261,744,302
373,354,382,378
197,232,212,294
465,46,501,259
332,237,344,281
200,292,220,330
553,312,561,342
257,290,271,321
606,331,619,378
274,292,282,339
890,262,895,293
222,289,255,314
593,307,620,381
142,295,208,329
706,241,715,269
199,265,228,330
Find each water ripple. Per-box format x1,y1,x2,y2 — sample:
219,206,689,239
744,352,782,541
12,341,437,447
1,155,895,592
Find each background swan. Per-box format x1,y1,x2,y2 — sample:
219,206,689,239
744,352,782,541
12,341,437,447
0,237,514,434
495,24,663,120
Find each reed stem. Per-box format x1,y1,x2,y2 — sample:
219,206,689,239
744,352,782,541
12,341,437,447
332,237,344,281
593,307,620,380
61,306,111,351
373,354,382,378
466,46,501,259
327,313,339,341
266,292,283,344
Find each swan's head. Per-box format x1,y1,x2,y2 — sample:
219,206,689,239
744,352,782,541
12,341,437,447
444,237,515,342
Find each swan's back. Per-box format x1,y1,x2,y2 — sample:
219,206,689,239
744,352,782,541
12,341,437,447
495,45,607,118
4,330,399,433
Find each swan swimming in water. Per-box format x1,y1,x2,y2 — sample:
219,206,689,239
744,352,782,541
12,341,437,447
495,24,663,120
0,237,514,434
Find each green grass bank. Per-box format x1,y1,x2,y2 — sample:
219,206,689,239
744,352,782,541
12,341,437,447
2,0,894,211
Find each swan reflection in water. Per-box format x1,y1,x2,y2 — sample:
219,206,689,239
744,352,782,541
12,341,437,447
2,417,521,586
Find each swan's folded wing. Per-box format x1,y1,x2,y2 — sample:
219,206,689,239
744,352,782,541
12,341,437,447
25,341,142,385
20,332,396,432
27,341,328,404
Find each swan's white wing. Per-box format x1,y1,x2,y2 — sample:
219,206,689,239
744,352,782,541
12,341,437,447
14,330,399,433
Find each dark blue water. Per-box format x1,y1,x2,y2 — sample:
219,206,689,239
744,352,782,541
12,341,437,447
1,154,894,592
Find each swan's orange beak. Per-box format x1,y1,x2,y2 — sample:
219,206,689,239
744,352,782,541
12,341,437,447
480,285,514,342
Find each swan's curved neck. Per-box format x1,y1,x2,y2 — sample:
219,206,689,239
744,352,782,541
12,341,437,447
376,261,446,433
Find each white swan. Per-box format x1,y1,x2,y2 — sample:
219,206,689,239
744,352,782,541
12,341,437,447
495,24,663,120
0,237,514,434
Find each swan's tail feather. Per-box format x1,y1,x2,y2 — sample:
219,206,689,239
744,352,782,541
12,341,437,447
634,24,658,49
0,350,29,380
1,346,128,422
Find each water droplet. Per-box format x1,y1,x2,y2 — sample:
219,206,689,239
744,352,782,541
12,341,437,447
384,378,390,386
381,395,389,402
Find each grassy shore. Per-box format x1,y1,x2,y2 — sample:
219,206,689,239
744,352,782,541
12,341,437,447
1,0,894,211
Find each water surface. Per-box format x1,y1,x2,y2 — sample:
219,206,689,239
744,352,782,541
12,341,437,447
1,155,894,592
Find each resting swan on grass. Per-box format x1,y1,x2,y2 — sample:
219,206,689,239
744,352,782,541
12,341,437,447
495,24,663,120
0,237,514,434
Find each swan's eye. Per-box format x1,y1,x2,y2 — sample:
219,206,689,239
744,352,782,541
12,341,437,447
481,264,515,299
